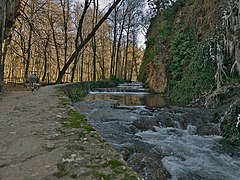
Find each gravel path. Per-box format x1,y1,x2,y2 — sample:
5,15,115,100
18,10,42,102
0,85,140,180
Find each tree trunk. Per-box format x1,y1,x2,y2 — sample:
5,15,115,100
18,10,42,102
50,21,61,74
115,6,127,77
80,49,85,81
115,27,124,77
71,0,92,82
60,0,70,66
124,16,131,81
92,0,99,81
24,25,33,82
110,9,117,77
0,0,7,92
55,0,122,84
129,35,135,81
42,37,49,82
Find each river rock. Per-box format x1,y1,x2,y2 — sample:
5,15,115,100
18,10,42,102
196,123,219,136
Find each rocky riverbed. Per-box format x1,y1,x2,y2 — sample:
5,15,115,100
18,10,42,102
75,82,240,180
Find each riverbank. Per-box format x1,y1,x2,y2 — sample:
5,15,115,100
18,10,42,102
0,84,140,179
74,82,240,180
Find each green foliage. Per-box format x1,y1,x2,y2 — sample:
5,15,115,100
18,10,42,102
221,104,240,146
53,163,69,178
138,22,172,82
140,0,223,104
60,81,117,103
103,160,123,169
162,0,185,22
169,33,216,104
109,75,126,85
138,0,185,83
68,90,87,103
170,31,193,82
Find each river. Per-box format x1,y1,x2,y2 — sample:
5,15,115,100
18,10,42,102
74,82,240,180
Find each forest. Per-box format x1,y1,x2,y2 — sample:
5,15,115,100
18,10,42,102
0,0,150,89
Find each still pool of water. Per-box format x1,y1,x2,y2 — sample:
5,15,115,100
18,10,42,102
84,93,168,108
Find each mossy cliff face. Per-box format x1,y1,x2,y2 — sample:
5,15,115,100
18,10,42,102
139,0,240,104
139,0,240,145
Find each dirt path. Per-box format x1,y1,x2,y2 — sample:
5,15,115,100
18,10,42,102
0,85,140,180
0,91,31,117
0,86,68,179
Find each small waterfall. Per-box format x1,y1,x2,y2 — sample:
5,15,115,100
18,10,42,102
89,82,150,94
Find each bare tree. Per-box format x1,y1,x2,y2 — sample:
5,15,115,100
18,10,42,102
71,0,92,82
55,0,122,84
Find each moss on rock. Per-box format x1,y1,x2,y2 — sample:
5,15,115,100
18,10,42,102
220,100,240,146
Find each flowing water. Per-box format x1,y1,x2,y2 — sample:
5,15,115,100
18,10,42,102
75,82,240,180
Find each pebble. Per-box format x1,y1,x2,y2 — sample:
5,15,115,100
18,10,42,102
10,131,17,135
71,154,77,158
45,165,51,168
56,115,62,118
46,142,55,149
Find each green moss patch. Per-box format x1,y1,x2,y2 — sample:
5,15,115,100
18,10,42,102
60,110,96,133
220,102,240,146
53,163,69,178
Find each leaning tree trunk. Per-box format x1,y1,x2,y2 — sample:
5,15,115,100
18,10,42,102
55,0,122,84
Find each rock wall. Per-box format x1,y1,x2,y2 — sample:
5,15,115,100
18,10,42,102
145,63,167,93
